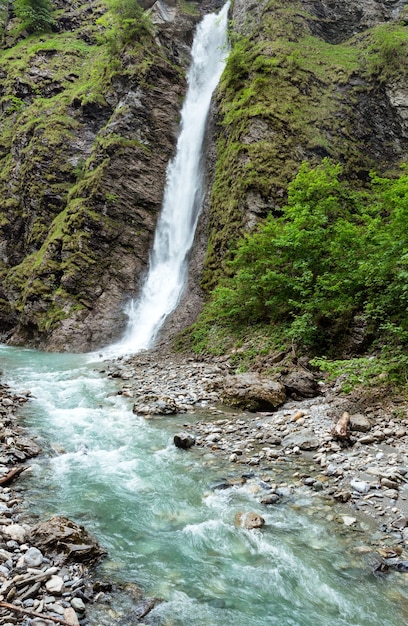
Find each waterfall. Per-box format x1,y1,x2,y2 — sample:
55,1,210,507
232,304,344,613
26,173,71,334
112,2,230,355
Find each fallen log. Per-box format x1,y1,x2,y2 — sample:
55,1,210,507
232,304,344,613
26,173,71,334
331,411,350,441
0,600,72,625
0,466,26,486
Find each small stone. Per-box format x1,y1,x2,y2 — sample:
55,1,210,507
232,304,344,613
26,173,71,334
64,607,80,626
381,477,399,490
3,524,26,543
45,575,64,594
349,414,372,432
383,489,399,500
333,490,352,503
342,516,357,526
70,597,86,612
24,547,43,568
391,517,408,530
350,479,370,494
359,434,376,444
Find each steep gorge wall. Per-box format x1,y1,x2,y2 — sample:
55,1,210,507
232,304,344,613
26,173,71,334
0,0,199,350
199,0,408,290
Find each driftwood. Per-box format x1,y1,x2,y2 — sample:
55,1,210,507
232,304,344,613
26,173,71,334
0,600,72,625
331,411,350,441
0,466,26,486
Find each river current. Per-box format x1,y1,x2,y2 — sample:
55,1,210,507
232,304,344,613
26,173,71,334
1,345,408,625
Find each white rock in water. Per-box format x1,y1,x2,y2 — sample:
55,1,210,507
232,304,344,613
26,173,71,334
342,516,357,526
3,524,26,542
24,546,43,567
350,479,370,494
45,575,64,594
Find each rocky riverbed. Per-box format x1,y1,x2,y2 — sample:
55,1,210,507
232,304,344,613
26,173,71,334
2,348,408,625
106,349,408,576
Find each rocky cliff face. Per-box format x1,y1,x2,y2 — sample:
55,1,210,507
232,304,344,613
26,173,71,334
0,0,198,350
200,0,408,290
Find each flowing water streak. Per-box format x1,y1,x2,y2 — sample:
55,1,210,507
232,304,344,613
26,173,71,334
111,3,230,355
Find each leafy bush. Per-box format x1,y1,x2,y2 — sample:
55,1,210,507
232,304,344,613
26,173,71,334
14,0,54,33
204,159,408,355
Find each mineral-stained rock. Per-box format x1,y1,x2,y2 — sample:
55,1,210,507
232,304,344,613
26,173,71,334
221,373,286,412
234,511,265,529
28,516,105,564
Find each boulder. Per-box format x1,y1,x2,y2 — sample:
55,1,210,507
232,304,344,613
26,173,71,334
349,413,372,432
280,369,319,398
221,373,286,412
28,516,105,564
235,512,265,529
174,432,196,449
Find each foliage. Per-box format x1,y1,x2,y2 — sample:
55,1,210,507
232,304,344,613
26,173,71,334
14,0,55,33
104,0,151,50
195,160,408,373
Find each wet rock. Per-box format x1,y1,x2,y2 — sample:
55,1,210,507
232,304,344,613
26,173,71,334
221,373,286,412
28,516,105,564
174,432,196,449
234,512,265,529
260,494,281,505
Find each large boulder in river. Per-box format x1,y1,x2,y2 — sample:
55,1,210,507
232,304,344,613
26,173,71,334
28,516,105,564
221,373,286,412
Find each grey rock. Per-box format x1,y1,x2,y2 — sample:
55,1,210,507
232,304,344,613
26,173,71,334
174,432,195,449
24,546,44,568
349,413,372,432
221,373,286,412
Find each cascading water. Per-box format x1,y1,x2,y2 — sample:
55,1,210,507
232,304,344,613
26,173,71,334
112,2,230,354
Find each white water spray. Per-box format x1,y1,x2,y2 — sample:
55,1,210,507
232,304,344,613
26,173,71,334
111,2,230,355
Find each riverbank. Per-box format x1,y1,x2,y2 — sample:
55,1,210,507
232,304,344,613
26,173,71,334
107,349,408,574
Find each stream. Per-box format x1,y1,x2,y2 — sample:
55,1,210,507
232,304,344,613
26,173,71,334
1,345,408,625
